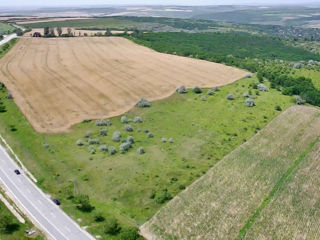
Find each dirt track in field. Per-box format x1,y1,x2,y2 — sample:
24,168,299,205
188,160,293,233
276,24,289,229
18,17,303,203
0,37,248,133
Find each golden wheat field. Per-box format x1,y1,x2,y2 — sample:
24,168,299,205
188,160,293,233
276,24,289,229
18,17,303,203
0,37,248,133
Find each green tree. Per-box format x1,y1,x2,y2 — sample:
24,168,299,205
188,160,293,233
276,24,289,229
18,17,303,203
74,194,94,212
57,27,62,37
44,27,49,36
104,217,121,235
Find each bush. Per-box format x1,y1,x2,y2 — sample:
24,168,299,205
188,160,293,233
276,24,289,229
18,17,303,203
76,139,83,146
147,132,154,138
120,115,128,123
94,211,105,222
155,189,172,204
168,138,174,143
137,147,145,154
89,147,96,155
99,145,108,152
201,96,207,101
213,86,220,91
192,86,203,94
6,93,12,99
143,129,149,133
108,146,117,155
127,136,134,144
176,85,188,94
112,131,121,142
119,227,140,240
84,131,92,138
226,94,235,100
136,98,151,108
243,92,249,98
125,125,134,132
74,194,94,212
161,138,167,143
104,217,121,235
294,95,306,105
88,138,99,145
120,142,131,153
134,116,142,123
100,128,107,136
245,98,255,107
257,83,268,92
275,105,282,111
207,90,214,95
96,119,112,126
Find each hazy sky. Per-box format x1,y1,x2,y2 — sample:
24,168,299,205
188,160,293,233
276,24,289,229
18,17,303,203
2,0,317,7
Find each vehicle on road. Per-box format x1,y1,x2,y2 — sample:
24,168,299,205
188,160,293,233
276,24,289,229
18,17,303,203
53,198,60,205
14,169,21,175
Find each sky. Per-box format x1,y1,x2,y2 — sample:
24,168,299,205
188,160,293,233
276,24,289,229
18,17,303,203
1,0,318,7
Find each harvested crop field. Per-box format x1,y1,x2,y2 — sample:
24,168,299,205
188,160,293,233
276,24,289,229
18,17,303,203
140,106,320,240
0,37,247,133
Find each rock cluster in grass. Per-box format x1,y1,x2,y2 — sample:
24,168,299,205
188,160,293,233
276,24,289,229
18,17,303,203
245,98,255,107
137,147,145,154
124,125,133,132
207,90,214,96
99,145,108,152
88,138,100,145
226,94,235,100
121,115,128,123
134,116,142,123
294,95,306,105
76,139,84,146
176,85,188,94
112,131,121,142
95,119,112,126
257,83,268,92
100,128,107,136
108,146,117,155
137,98,151,108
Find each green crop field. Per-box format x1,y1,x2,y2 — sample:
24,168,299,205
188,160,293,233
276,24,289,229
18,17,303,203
244,140,320,240
140,106,320,240
0,63,294,239
0,23,15,35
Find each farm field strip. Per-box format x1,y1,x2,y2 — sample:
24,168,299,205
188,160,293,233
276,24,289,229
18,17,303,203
140,106,320,240
0,37,247,133
243,140,320,240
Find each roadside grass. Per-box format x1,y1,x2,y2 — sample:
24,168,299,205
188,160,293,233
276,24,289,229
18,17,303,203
0,74,294,239
0,200,43,240
0,23,15,35
244,140,320,240
140,106,320,240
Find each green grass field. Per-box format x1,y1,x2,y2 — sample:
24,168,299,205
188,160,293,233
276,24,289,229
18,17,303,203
292,68,320,89
0,71,294,239
140,106,320,240
0,23,15,35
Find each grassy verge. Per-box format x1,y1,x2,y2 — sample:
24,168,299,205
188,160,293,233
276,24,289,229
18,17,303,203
0,197,43,240
0,72,294,239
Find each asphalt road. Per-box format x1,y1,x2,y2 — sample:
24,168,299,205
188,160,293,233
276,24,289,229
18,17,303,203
0,33,17,46
0,144,95,240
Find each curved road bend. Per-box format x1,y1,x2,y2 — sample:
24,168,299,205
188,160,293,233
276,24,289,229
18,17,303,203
0,144,95,240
